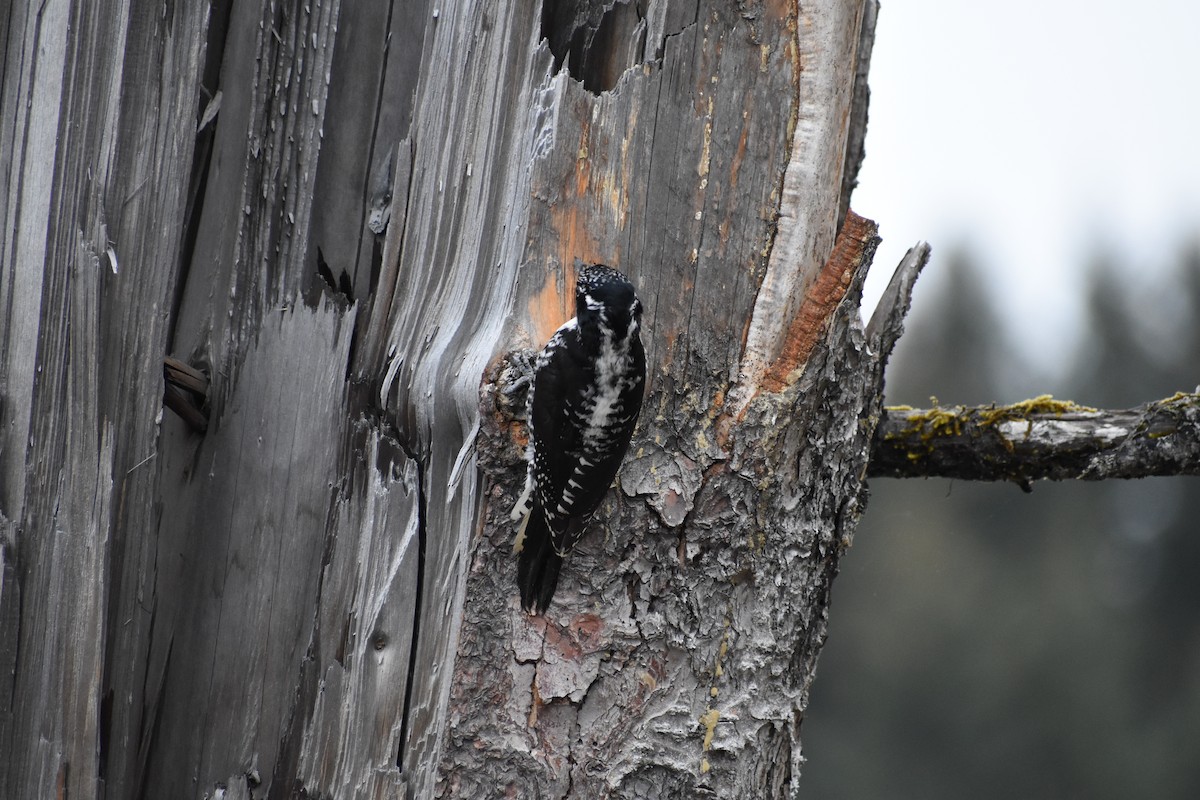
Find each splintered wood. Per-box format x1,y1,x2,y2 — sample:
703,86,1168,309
761,210,879,394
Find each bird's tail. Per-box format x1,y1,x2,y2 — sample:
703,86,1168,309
516,509,563,614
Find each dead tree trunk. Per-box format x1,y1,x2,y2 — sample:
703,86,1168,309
0,0,913,797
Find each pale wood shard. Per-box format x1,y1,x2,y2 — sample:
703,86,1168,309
730,0,873,419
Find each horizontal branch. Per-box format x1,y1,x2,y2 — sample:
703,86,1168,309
868,393,1200,485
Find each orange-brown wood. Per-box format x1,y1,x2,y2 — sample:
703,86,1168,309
760,210,877,393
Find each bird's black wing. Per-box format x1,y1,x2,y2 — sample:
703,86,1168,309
519,322,646,612
528,325,596,535
517,324,582,612
542,338,646,555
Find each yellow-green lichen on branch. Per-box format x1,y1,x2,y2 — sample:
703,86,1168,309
886,396,1101,438
881,396,1102,461
1157,390,1200,407
974,395,1098,425
871,392,1200,481
882,404,963,460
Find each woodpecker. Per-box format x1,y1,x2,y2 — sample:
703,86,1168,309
511,265,646,614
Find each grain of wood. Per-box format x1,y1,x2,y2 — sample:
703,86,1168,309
0,0,934,797
0,2,209,798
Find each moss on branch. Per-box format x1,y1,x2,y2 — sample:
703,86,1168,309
869,393,1200,484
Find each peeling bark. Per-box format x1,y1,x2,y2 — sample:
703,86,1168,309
455,235,932,799
7,2,1189,795
0,0,930,797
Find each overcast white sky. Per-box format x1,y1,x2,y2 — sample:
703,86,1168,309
857,0,1200,372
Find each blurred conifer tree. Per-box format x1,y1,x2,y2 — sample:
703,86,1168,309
802,245,1200,799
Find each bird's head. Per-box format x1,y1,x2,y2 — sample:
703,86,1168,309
576,264,642,337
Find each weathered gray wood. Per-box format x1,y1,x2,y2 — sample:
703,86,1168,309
146,307,357,796
0,0,916,797
284,434,419,798
141,2,355,796
839,0,878,228
731,0,875,417
0,2,210,798
869,393,1200,482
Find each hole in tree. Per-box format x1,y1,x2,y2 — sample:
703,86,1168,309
541,0,648,94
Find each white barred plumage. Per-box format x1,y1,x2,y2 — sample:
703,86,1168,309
512,265,647,614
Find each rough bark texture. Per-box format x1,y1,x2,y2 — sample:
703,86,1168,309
869,393,1200,483
461,232,926,798
0,0,903,798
